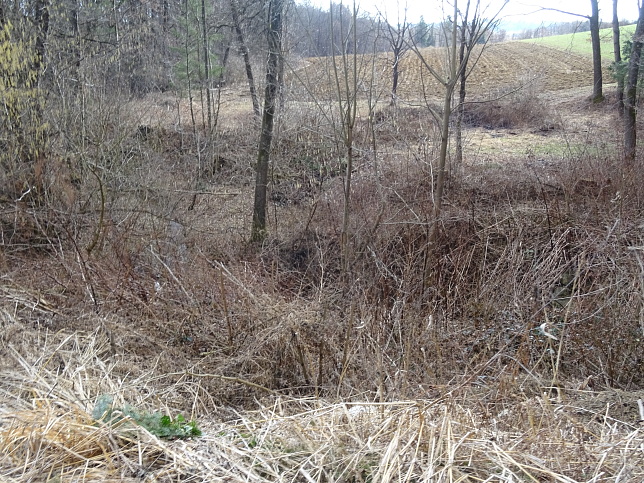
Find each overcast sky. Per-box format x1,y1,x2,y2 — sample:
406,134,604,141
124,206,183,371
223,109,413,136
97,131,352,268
306,0,641,29
397,0,639,23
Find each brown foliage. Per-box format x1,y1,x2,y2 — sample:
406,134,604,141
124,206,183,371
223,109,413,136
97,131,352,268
1,80,643,419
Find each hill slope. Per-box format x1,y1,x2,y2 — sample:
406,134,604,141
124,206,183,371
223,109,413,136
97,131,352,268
522,24,637,61
297,41,608,102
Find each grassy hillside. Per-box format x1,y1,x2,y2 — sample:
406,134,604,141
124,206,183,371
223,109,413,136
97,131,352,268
522,24,636,62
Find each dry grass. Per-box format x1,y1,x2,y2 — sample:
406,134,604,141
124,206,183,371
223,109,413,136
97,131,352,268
1,330,643,481
2,38,644,482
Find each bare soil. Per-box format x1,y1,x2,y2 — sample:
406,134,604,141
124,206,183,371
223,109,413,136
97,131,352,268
296,42,611,103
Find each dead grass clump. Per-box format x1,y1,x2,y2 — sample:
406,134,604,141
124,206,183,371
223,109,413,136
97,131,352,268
0,331,207,482
464,86,556,131
270,151,644,393
4,328,643,482
370,105,439,145
217,290,341,397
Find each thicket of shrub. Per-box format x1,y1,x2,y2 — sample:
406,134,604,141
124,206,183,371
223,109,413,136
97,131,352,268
1,82,642,410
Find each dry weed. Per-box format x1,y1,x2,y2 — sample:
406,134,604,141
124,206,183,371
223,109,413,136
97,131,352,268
1,331,643,481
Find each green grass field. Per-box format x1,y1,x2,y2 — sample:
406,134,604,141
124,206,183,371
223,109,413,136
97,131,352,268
521,24,636,62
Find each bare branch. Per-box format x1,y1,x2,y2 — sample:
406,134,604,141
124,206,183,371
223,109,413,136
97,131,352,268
524,5,589,19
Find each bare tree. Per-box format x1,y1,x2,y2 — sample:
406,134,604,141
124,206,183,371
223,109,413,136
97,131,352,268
201,0,213,132
230,0,260,117
381,7,410,106
411,0,505,289
589,0,603,102
285,0,379,272
624,1,644,162
537,1,603,102
454,0,501,166
251,0,283,241
613,0,624,113
412,1,459,274
330,0,359,272
33,0,50,80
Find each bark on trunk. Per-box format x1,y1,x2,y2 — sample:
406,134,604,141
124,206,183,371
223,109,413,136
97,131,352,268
251,0,282,241
429,1,459,248
384,18,409,106
624,3,644,162
424,34,457,292
201,0,212,132
590,0,603,102
613,0,624,113
231,1,260,117
391,52,400,105
34,0,50,79
455,20,468,167
218,44,230,87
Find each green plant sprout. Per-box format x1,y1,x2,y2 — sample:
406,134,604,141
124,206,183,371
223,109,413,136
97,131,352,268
93,395,202,439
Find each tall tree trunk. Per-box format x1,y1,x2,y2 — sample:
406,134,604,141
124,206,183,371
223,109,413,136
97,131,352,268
70,4,81,81
184,0,198,141
278,8,287,111
201,0,212,133
251,0,282,241
613,0,624,114
391,49,400,105
329,1,358,274
589,0,603,102
219,44,231,87
423,2,459,291
113,0,120,62
454,8,469,168
33,0,49,78
32,0,49,195
231,0,260,117
624,2,644,162
430,0,459,245
384,15,409,107
455,0,480,168
454,51,466,167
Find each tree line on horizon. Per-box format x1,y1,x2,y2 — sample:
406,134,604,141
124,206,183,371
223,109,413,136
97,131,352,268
510,18,634,41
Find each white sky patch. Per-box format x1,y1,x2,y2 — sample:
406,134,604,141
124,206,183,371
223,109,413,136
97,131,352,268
301,0,640,27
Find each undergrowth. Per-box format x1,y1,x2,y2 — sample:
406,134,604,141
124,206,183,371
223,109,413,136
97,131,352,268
0,83,642,409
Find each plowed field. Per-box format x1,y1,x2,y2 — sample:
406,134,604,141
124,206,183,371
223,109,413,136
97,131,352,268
295,41,607,100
